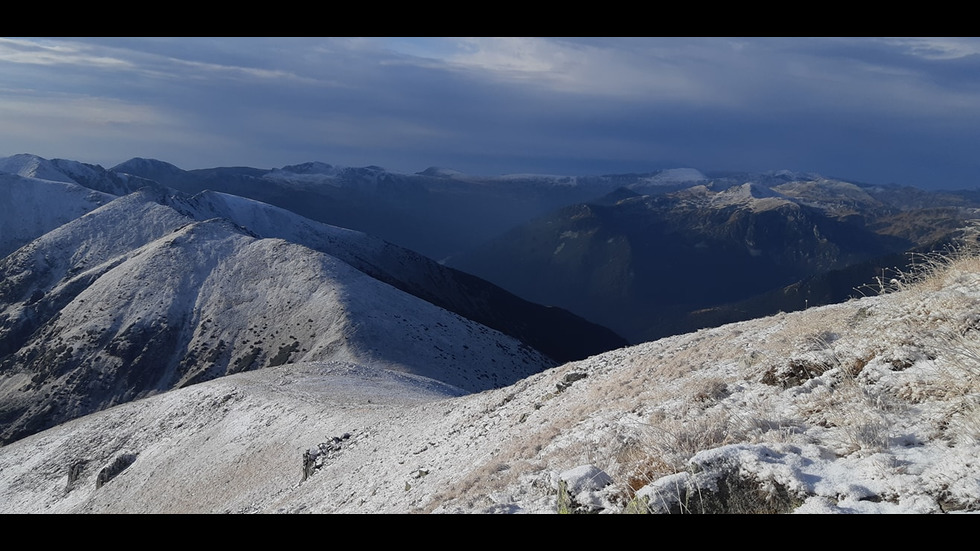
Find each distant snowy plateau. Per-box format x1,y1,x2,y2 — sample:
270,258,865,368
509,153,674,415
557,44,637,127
2,154,980,513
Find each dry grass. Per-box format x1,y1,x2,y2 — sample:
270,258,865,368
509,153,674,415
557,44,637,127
886,230,980,293
461,232,980,512
610,410,740,507
617,231,980,510
925,319,980,444
896,233,980,444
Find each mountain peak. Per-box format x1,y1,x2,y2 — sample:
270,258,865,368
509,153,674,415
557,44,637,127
731,181,784,199
0,153,76,184
275,161,335,175
703,181,788,210
111,157,185,176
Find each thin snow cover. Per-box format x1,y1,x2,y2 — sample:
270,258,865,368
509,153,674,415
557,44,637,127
772,178,882,215
0,185,565,447
3,189,553,385
0,173,113,258
45,158,103,184
708,182,789,212
5,237,980,513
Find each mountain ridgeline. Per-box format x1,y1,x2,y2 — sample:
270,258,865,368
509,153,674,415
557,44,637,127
111,158,621,263
1,153,978,446
0,155,627,445
449,182,980,343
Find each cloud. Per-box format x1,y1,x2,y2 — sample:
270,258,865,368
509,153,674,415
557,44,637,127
0,38,135,69
414,37,726,103
1,37,979,187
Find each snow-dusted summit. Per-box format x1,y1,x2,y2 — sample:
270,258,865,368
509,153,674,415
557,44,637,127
0,189,558,444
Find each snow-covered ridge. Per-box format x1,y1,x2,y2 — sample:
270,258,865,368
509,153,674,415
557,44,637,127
4,238,980,513
707,182,790,211
0,173,114,258
5,154,980,513
0,154,77,184
111,157,184,176
639,167,708,185
0,188,560,444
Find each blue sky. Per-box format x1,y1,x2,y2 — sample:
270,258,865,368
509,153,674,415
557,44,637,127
2,37,980,189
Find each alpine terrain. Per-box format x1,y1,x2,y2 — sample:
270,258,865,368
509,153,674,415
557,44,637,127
1,154,980,513
450,172,980,343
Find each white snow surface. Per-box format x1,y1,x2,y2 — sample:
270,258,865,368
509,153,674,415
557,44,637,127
167,190,460,290
0,190,552,395
709,182,789,211
4,244,980,513
638,168,708,185
0,173,113,258
0,154,77,184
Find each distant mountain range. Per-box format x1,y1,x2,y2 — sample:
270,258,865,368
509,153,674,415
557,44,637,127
110,157,621,263
3,153,980,514
0,154,625,444
449,177,980,342
3,153,980,444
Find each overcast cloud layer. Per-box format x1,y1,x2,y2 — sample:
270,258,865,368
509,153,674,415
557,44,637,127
2,37,979,189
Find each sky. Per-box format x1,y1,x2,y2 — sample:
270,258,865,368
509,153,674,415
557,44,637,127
2,37,980,189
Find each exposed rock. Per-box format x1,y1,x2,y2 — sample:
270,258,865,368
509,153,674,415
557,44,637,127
95,453,137,489
302,433,353,481
554,464,613,514
637,446,806,514
65,460,86,493
556,372,588,392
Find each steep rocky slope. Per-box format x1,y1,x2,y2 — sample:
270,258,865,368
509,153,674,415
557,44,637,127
449,182,926,343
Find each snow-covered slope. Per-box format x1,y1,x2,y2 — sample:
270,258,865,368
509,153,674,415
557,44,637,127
4,237,980,513
46,158,166,197
0,190,554,444
0,361,465,513
0,173,114,258
0,154,78,184
0,154,176,259
166,190,626,362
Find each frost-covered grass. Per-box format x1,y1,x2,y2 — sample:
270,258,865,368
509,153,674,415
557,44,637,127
606,235,980,513
424,235,980,513
4,215,980,513
3,237,980,513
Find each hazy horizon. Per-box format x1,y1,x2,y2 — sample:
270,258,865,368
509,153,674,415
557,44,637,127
3,37,980,189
